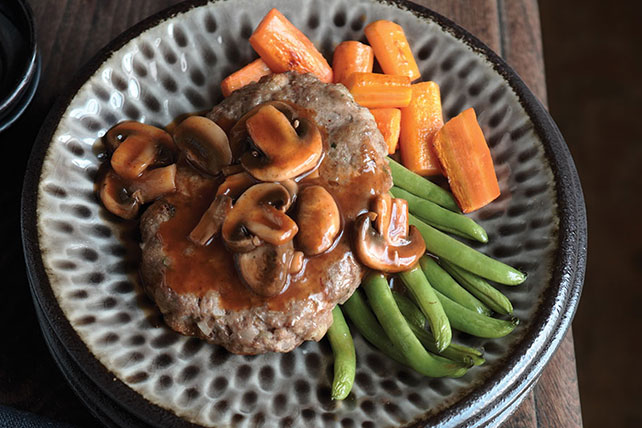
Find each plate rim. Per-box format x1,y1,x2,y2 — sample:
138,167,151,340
21,0,587,427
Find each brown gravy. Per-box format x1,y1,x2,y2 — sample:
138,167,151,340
157,158,386,312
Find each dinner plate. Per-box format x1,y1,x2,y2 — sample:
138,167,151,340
21,0,586,427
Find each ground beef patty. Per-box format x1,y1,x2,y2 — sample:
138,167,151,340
140,72,392,354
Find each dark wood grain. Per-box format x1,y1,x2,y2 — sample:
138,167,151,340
0,1,581,427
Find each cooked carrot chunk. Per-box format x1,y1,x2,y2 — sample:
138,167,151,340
249,8,333,83
433,108,500,213
399,82,443,176
364,20,421,81
332,41,374,85
343,72,411,108
221,58,272,97
370,108,401,154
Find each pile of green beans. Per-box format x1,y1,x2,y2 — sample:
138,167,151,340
361,273,468,377
324,159,527,399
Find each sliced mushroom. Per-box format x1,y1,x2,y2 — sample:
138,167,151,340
189,195,233,246
173,116,232,175
97,167,140,219
127,164,177,204
228,101,297,160
215,171,256,201
234,241,294,297
295,185,341,256
279,179,299,201
234,103,323,181
222,183,298,252
106,122,176,179
110,135,158,180
104,121,175,154
289,251,305,274
353,194,426,272
372,193,410,244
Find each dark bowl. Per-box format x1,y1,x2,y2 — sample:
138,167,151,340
0,0,40,132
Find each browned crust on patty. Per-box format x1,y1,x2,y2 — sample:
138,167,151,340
140,72,391,354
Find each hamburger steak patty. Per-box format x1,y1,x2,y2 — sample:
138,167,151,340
140,72,392,354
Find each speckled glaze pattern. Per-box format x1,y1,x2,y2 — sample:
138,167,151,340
23,1,585,427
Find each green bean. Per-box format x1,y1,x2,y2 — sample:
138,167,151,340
393,293,485,366
434,288,518,338
342,290,407,365
409,214,527,285
391,186,488,243
399,266,451,351
441,260,513,315
388,157,460,212
327,306,356,400
363,273,467,377
419,256,491,316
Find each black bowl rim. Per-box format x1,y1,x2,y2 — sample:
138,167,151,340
0,52,40,132
21,1,587,427
32,290,157,428
0,0,38,115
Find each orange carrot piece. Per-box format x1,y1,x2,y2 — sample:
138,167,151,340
399,82,444,176
332,41,374,85
221,58,272,97
249,9,333,83
344,72,411,108
433,108,500,213
370,108,401,154
364,20,421,81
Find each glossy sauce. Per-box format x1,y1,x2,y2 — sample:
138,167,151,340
157,156,387,312
155,101,390,312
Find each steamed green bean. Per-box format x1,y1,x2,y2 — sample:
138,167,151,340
409,214,527,285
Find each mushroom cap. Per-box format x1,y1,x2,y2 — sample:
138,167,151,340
110,134,158,180
189,194,233,246
295,185,341,256
222,182,298,252
127,164,177,204
173,116,232,176
97,167,140,219
234,241,294,297
228,101,323,182
104,120,176,155
216,171,256,201
228,101,297,160
353,194,426,272
240,104,323,181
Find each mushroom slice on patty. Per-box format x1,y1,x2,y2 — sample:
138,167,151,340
228,101,297,160
353,194,426,272
236,103,323,181
216,171,256,201
106,121,176,180
295,185,341,256
234,241,295,297
127,164,177,204
222,182,298,252
97,167,141,219
173,116,232,176
189,194,233,246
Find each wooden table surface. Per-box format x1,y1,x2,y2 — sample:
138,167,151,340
1,0,582,426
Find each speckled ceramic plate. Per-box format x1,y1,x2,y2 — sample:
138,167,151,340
21,0,586,427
